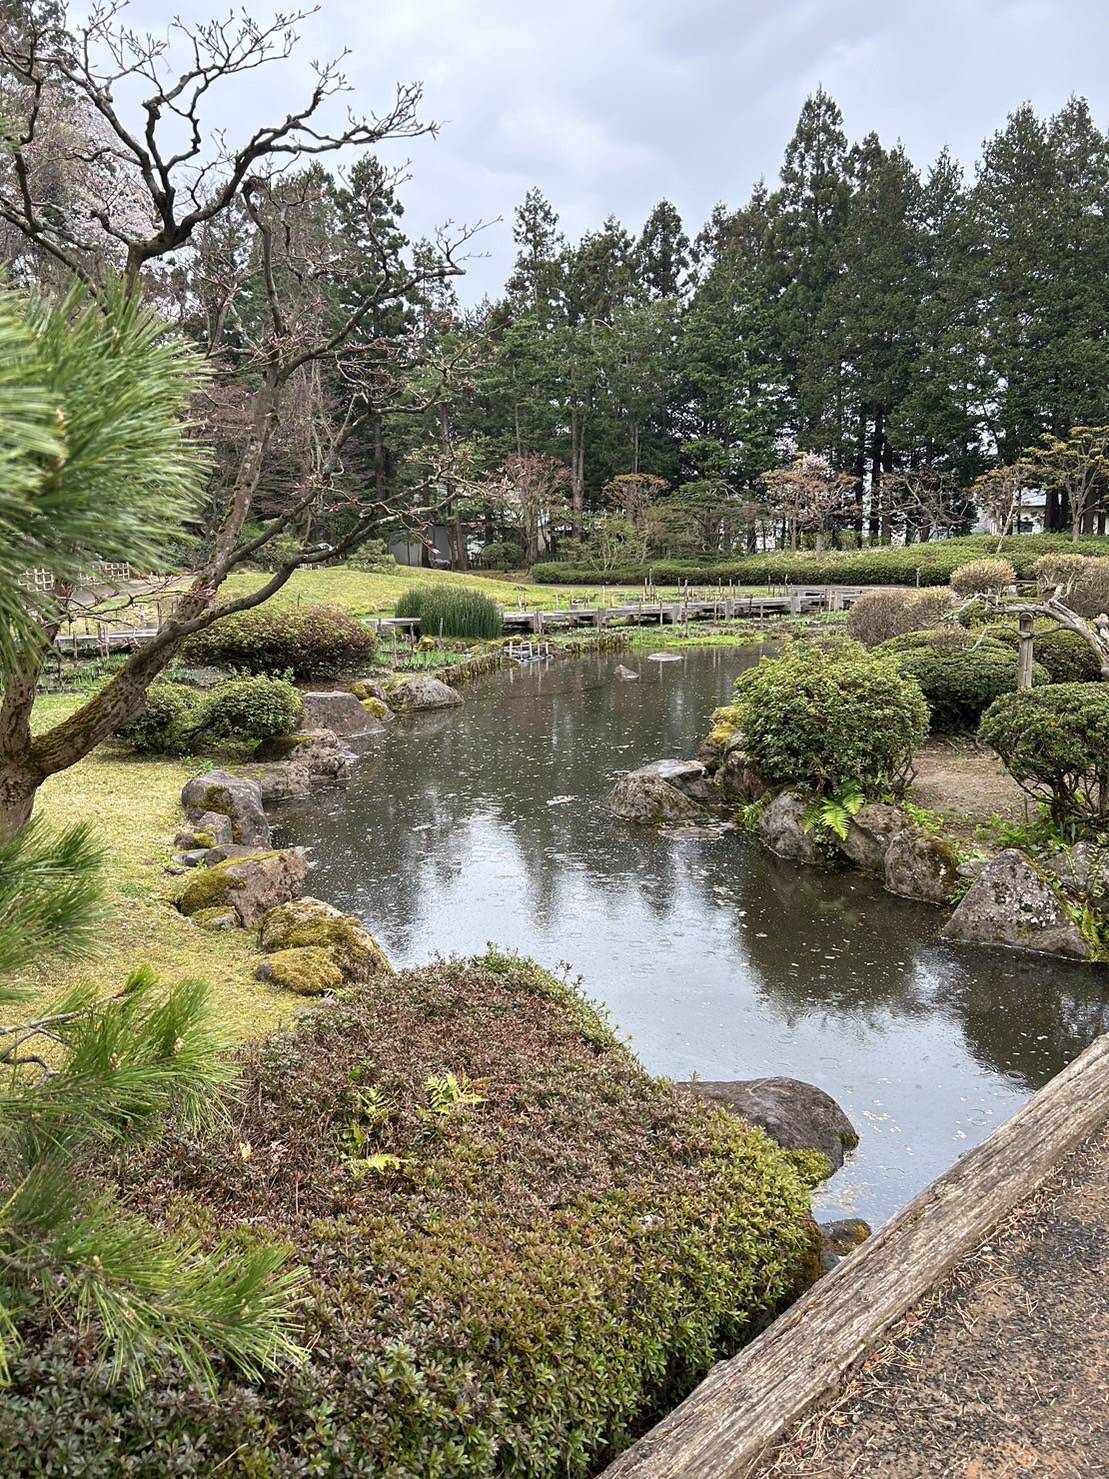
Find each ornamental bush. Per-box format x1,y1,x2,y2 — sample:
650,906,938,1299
395,584,503,639
182,603,376,680
733,641,928,796
0,952,822,1475
114,681,202,754
846,587,956,646
979,684,1109,833
876,628,1047,733
197,675,302,741
949,557,1016,597
480,539,526,571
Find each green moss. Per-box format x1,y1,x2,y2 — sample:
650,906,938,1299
785,1148,835,1186
191,906,238,931
259,898,393,981
263,946,343,995
360,696,389,720
176,851,277,918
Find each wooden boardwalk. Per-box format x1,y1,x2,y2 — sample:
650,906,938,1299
372,586,865,638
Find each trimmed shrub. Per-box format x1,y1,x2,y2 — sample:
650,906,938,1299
395,585,503,639
198,675,302,741
480,539,526,571
1030,552,1109,618
733,641,929,796
979,683,1109,833
0,953,822,1474
949,557,1015,597
530,535,1109,589
846,587,955,647
114,681,202,754
877,628,1047,733
345,538,397,572
183,603,376,680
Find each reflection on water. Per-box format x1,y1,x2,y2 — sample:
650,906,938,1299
274,648,1109,1223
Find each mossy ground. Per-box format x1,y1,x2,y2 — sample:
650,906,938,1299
18,694,298,1040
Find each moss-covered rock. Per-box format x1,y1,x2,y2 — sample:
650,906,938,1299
177,849,310,928
883,828,960,904
259,896,393,981
257,946,343,995
190,906,238,931
360,696,390,721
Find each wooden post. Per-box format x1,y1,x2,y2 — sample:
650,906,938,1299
1018,610,1035,689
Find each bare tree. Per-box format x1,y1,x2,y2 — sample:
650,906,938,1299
970,460,1036,552
0,5,484,833
763,453,856,554
886,468,971,542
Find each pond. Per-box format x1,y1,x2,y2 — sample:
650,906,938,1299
274,645,1109,1224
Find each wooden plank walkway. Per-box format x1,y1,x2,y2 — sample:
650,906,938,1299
603,1032,1109,1479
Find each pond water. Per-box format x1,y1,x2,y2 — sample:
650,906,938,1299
274,646,1109,1225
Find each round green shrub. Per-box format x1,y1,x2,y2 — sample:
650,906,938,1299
480,540,526,571
733,640,929,796
198,675,302,741
395,585,503,640
877,628,1047,733
183,603,376,681
979,683,1109,833
0,953,821,1474
114,682,202,754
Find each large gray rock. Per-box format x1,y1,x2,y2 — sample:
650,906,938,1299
942,848,1092,959
716,740,768,803
681,1076,858,1173
613,664,639,681
300,692,388,739
252,728,357,789
883,827,960,903
181,770,269,847
1047,842,1109,912
386,676,463,711
757,792,824,864
607,765,708,823
839,802,906,873
177,847,310,928
639,757,718,806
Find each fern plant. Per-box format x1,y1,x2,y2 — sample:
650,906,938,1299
802,786,865,843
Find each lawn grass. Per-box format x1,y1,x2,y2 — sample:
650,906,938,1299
219,563,769,617
16,693,298,1039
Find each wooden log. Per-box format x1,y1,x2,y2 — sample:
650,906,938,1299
1018,609,1036,689
604,1033,1109,1479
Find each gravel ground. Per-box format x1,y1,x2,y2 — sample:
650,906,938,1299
759,1118,1109,1478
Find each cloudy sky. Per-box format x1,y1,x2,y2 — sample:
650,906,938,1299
122,0,1107,299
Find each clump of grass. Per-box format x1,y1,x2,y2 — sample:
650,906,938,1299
395,585,503,640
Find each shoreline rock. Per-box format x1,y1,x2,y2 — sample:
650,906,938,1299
942,848,1093,959
680,1075,859,1173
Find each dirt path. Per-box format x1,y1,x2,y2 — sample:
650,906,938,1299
760,1119,1109,1478
909,737,1029,844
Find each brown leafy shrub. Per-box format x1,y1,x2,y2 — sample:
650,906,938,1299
0,952,821,1476
949,557,1016,597
846,587,956,646
1031,553,1109,618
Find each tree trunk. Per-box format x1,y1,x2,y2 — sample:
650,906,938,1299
570,407,584,535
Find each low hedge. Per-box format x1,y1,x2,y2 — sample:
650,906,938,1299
532,535,1109,589
877,628,1048,733
196,675,302,741
0,952,822,1476
183,603,377,681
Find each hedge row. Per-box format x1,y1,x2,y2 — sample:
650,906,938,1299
532,535,1109,589
0,952,822,1476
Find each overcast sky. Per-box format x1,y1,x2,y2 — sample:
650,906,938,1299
122,0,1108,299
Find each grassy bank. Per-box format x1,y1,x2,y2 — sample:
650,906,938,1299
21,694,297,1038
